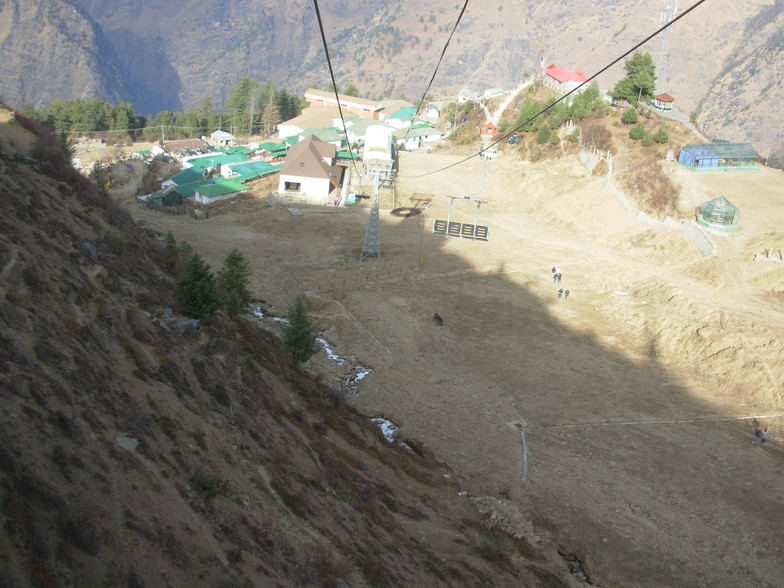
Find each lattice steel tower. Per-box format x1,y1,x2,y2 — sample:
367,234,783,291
359,172,381,261
657,1,678,89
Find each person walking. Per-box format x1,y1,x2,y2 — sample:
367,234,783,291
557,289,563,299
552,267,558,283
564,289,570,299
761,427,770,444
752,428,763,444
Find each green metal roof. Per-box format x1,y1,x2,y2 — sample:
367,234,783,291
389,107,417,119
150,184,182,201
220,146,253,155
256,141,284,152
186,153,249,168
234,164,282,183
343,117,381,135
169,165,206,185
229,161,281,181
178,178,231,197
300,128,343,143
229,160,275,173
195,181,248,198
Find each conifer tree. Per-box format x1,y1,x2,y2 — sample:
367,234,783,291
163,231,178,269
629,122,646,141
282,296,318,364
653,127,669,144
611,52,657,104
175,253,219,320
217,249,252,318
621,108,639,125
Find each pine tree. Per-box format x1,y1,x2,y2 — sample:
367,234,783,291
282,296,318,364
516,99,542,132
621,108,639,125
175,254,219,320
536,125,551,145
653,127,669,144
227,77,260,136
163,231,178,269
217,249,252,318
629,122,646,141
611,52,657,104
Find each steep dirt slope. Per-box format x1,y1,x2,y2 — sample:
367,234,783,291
0,108,574,586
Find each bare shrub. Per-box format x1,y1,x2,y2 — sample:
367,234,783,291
620,156,677,218
297,543,353,585
592,159,609,176
582,121,614,153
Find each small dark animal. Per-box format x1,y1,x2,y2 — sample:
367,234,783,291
433,313,444,326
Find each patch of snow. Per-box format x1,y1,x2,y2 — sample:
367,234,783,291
250,302,265,319
343,365,372,394
369,417,412,452
317,337,345,365
353,368,371,382
317,334,373,394
370,417,398,443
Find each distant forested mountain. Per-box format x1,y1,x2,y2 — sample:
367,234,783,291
1,0,782,151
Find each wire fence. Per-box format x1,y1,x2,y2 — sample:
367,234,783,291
134,199,211,219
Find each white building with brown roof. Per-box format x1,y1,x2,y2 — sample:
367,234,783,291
277,135,344,202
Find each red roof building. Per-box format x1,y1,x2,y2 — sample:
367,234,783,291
542,64,590,94
653,94,675,111
480,122,497,137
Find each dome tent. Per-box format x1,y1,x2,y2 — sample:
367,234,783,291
696,196,740,231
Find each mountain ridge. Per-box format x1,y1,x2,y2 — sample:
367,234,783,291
1,0,782,151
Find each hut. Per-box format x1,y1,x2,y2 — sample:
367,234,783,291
653,94,675,111
678,143,759,171
696,196,740,231
480,122,497,137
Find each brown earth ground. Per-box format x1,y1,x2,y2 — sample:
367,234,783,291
111,145,784,587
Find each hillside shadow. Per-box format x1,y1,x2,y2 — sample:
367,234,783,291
111,149,784,587
293,158,784,587
109,29,184,114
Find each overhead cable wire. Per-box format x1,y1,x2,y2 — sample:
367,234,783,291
404,0,710,179
312,0,361,178
402,0,470,143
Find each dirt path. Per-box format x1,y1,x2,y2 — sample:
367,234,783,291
119,148,784,587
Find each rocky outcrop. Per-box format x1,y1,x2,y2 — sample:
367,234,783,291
0,0,126,109
695,2,784,154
